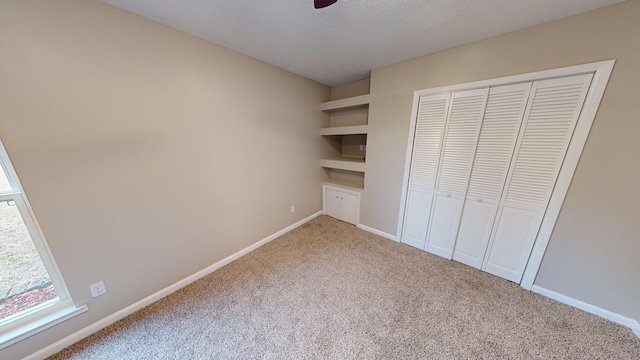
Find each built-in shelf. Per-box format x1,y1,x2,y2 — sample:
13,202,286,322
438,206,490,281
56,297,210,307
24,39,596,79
321,179,364,192
320,94,370,112
320,91,370,192
320,125,368,136
320,157,366,173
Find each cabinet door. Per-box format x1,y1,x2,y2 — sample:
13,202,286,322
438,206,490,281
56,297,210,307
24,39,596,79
340,191,359,225
453,83,532,269
325,187,341,220
401,93,451,249
483,74,593,282
426,88,488,259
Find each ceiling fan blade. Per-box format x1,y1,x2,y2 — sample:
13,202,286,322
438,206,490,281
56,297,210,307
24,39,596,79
314,0,338,9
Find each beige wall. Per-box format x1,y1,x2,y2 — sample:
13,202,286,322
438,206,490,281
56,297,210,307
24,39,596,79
0,0,328,358
330,78,370,101
2,0,638,357
363,0,640,320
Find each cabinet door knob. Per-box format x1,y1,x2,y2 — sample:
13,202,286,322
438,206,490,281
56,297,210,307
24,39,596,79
477,198,483,203
446,193,452,198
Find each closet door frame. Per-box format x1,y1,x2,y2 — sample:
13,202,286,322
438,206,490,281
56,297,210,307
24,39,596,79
396,60,615,290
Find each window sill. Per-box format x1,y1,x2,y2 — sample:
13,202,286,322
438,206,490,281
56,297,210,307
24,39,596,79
0,299,88,350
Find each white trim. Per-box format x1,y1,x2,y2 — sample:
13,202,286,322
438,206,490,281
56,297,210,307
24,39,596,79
0,139,71,301
633,321,640,338
0,301,87,351
396,60,616,288
531,285,640,338
23,211,322,360
357,224,398,242
395,92,422,241
0,139,70,300
0,138,80,351
519,60,615,289
412,60,614,98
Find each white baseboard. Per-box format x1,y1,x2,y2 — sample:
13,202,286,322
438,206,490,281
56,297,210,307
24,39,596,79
633,321,640,338
531,285,640,338
24,211,322,360
356,223,398,242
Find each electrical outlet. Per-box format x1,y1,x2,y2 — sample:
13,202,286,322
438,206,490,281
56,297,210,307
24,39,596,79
290,205,295,213
89,281,107,298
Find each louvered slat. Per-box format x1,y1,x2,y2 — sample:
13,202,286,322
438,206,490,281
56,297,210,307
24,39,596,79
466,84,531,204
409,96,449,192
505,77,592,208
436,92,487,196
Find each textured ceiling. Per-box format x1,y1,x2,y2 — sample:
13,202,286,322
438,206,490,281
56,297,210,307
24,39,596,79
102,0,625,86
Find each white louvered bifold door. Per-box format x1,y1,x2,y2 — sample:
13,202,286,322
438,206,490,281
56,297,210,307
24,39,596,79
483,74,593,282
425,88,489,258
452,83,532,269
401,93,451,249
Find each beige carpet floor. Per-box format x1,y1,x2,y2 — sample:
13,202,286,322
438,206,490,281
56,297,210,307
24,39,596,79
49,215,640,359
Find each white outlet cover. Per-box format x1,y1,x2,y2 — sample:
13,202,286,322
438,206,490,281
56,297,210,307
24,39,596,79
290,205,295,213
90,281,107,298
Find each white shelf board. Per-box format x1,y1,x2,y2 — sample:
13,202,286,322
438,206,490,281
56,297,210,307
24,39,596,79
321,180,364,192
320,157,366,172
320,125,368,136
320,94,370,112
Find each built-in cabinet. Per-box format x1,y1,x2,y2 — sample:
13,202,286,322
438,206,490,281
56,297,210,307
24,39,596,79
402,71,598,283
323,185,360,225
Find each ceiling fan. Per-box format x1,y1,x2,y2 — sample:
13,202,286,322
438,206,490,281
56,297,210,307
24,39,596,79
314,0,338,9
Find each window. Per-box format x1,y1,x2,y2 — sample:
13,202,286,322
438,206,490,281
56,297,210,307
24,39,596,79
0,140,86,349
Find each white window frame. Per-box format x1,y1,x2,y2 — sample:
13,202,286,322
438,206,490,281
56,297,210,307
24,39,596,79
396,60,615,290
0,139,87,350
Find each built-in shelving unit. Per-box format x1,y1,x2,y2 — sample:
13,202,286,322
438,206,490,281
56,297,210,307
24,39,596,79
320,91,369,191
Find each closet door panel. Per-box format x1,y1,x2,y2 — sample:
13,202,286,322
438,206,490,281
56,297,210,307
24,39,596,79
482,205,541,280
402,192,434,249
453,83,532,268
401,93,451,249
426,88,488,258
453,200,497,268
425,195,463,258
484,74,593,282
